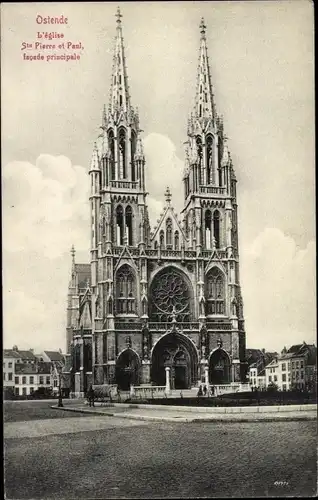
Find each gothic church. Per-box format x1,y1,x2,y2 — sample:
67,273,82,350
66,9,247,396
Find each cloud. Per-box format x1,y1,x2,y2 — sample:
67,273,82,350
241,228,316,351
2,155,90,259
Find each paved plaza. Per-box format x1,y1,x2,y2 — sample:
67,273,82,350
4,400,317,498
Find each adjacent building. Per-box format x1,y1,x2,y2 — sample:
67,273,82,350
3,347,67,398
263,342,316,391
66,9,248,397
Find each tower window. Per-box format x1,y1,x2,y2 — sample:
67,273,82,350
205,268,225,315
213,210,221,249
206,134,213,184
205,210,212,250
199,105,202,117
125,206,133,246
108,130,115,180
131,130,137,181
116,265,136,314
119,75,122,84
196,136,203,185
120,95,123,106
116,205,124,245
118,128,126,179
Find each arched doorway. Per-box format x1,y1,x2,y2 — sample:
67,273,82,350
151,332,198,389
209,349,231,384
115,349,140,390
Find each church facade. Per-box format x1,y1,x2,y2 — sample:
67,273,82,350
66,9,247,396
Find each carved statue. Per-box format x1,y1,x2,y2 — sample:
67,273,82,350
171,305,177,323
217,338,223,349
126,336,132,348
231,297,237,316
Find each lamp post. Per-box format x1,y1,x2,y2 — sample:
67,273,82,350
57,364,63,408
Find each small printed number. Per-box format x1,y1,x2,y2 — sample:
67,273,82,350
274,481,289,486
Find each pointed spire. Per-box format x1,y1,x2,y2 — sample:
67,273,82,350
90,142,100,171
134,136,145,161
221,140,230,167
101,104,107,129
189,137,198,164
109,7,130,117
194,17,215,122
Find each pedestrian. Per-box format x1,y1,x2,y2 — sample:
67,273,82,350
203,385,207,396
197,385,203,397
210,385,215,397
87,386,92,407
91,387,95,407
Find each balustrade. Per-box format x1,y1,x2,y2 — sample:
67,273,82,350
110,180,138,189
199,186,226,195
206,322,232,330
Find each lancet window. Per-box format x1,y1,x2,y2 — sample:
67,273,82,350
116,205,124,245
166,218,173,248
125,206,133,246
205,209,212,250
108,129,115,180
174,231,179,250
213,210,220,248
205,268,225,315
131,130,137,181
196,136,203,185
206,134,213,184
116,265,136,314
118,128,127,179
159,230,164,249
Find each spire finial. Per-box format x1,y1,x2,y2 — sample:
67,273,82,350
200,17,206,38
71,245,76,266
116,6,122,25
165,186,172,204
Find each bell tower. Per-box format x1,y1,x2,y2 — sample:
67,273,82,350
182,18,246,382
89,8,151,386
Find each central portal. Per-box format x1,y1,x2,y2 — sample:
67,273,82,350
151,332,198,389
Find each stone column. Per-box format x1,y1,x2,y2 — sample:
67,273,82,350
204,366,209,389
165,366,171,394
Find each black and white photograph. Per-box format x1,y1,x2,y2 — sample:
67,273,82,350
2,1,316,498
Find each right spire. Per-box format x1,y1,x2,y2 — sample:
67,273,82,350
194,18,216,122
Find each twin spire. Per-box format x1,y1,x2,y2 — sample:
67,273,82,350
108,7,131,116
106,9,216,126
194,17,216,122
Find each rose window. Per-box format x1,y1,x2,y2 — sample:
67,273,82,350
150,268,191,322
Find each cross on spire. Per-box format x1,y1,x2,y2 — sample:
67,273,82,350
116,6,122,25
71,245,76,271
164,186,172,204
200,17,206,38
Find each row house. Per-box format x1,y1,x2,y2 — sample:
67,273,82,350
247,348,277,389
3,347,67,398
14,362,52,396
264,342,316,391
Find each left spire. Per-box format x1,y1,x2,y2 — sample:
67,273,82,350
108,6,131,117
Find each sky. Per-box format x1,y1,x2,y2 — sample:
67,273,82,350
2,1,315,354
